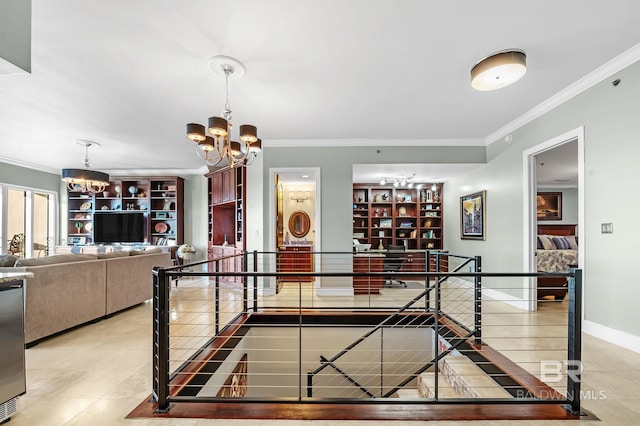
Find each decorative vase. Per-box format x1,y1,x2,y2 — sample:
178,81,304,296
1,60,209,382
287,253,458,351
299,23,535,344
378,240,384,250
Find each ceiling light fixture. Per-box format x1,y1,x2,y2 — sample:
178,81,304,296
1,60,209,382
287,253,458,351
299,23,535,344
186,55,261,168
61,140,110,193
380,174,417,188
471,49,526,91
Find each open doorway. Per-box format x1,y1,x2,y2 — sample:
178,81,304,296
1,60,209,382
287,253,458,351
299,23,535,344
268,167,321,292
523,127,585,311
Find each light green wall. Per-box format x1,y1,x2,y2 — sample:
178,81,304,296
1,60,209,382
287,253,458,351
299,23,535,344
181,174,209,262
0,162,60,191
447,59,640,336
260,145,487,252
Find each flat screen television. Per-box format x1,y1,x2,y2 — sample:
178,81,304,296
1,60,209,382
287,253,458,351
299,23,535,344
93,212,146,244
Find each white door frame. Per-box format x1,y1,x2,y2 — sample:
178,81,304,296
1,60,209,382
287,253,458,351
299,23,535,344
522,126,585,311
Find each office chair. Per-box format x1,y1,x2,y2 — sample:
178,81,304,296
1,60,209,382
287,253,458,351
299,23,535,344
383,244,406,287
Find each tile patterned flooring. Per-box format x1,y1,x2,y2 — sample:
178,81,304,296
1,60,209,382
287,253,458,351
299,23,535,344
10,277,640,425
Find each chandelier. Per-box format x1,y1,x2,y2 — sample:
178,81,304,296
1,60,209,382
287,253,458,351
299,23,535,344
61,140,110,193
186,55,261,168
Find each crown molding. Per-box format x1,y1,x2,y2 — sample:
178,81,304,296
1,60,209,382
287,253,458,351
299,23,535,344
485,42,640,145
265,138,485,148
0,156,59,174
105,167,207,177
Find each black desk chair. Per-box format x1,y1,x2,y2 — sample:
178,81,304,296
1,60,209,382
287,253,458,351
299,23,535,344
383,244,406,287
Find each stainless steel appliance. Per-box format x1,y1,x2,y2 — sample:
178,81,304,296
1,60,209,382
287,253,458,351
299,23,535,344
0,276,26,422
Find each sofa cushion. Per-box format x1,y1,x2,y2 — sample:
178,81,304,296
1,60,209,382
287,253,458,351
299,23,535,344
16,253,98,266
0,254,19,267
97,251,130,259
128,247,164,256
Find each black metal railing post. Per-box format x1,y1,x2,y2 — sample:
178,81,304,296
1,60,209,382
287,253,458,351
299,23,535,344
425,250,431,310
434,268,441,400
474,255,482,344
307,371,313,397
436,251,442,303
242,251,248,313
215,260,220,335
152,267,171,412
253,250,258,312
566,268,583,415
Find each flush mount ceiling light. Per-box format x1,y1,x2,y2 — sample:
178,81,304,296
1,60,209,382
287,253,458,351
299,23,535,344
186,55,261,168
471,49,527,91
61,140,110,193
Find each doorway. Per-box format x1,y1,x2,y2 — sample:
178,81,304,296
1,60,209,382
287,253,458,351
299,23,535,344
268,167,321,291
523,127,585,311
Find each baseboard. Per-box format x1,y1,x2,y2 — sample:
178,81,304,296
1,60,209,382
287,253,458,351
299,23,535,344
315,286,355,297
583,320,640,354
482,287,530,310
448,277,530,311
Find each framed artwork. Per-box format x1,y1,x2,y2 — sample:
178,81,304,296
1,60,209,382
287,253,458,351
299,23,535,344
216,354,248,398
460,190,486,240
537,192,562,220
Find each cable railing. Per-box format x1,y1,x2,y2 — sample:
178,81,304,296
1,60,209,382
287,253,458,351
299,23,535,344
152,250,582,416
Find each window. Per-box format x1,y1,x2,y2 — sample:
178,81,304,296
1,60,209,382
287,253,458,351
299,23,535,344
1,184,57,258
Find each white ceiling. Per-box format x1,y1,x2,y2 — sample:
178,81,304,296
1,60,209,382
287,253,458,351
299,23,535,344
1,0,640,176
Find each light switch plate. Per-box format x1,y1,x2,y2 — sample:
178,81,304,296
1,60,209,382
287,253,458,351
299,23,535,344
601,223,613,234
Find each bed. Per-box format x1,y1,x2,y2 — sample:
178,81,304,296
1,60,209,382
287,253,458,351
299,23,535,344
536,224,578,300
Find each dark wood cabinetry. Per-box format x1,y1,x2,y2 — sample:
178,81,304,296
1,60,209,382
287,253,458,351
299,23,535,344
206,166,246,250
66,176,184,246
353,183,444,250
277,245,314,282
353,255,384,294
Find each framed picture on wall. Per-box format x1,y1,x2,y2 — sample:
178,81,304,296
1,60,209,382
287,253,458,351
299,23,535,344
460,190,486,240
537,192,562,220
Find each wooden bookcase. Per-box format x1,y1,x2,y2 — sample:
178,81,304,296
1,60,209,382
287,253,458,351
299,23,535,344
206,166,246,250
352,183,444,250
66,176,184,246
206,166,246,284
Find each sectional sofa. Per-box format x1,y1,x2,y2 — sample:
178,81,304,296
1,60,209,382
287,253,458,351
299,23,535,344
1,249,171,345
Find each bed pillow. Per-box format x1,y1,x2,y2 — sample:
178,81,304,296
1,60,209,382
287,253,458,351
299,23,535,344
537,235,556,250
552,236,571,250
565,235,578,250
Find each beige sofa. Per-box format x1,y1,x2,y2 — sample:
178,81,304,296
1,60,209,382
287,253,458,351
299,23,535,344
9,249,171,345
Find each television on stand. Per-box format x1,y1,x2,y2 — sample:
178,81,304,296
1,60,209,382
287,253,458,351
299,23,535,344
93,212,146,244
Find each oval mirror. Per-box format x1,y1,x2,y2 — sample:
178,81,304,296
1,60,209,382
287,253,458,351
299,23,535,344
288,210,311,238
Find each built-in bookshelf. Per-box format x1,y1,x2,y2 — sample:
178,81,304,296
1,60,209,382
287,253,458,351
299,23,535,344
353,183,443,250
66,176,184,247
206,166,246,250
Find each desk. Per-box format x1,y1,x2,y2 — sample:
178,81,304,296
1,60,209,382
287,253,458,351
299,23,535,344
353,253,385,294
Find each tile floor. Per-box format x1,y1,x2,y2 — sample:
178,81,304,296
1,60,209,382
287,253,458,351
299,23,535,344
9,277,640,425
